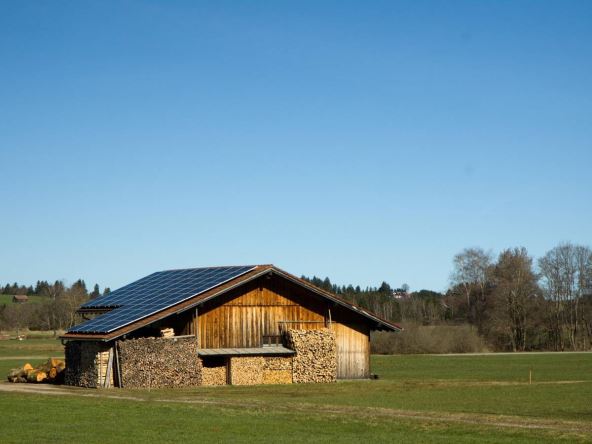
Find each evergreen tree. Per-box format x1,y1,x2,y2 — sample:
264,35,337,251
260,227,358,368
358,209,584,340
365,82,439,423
379,281,392,294
90,284,101,299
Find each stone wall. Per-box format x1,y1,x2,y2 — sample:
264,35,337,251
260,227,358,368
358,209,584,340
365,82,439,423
117,337,202,388
64,341,110,388
286,329,337,383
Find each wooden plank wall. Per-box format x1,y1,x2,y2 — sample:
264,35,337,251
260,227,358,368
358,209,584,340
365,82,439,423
333,323,370,379
186,275,372,379
198,278,326,348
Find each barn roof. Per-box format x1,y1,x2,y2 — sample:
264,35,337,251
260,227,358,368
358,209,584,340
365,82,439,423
63,265,401,340
71,265,256,334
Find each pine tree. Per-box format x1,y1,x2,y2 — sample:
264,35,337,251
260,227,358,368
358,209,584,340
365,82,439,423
90,284,101,299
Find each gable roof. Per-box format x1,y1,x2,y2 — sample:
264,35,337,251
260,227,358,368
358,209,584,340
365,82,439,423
63,265,401,340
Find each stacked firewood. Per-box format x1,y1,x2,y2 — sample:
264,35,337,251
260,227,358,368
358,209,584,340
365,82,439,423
286,329,337,383
64,341,104,387
201,365,227,386
262,357,293,384
229,357,264,385
117,337,202,388
7,358,66,384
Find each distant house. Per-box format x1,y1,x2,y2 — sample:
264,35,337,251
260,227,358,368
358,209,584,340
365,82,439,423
392,289,409,299
12,295,28,304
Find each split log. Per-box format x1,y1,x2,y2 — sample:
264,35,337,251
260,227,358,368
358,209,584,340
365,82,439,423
7,368,26,382
27,370,47,383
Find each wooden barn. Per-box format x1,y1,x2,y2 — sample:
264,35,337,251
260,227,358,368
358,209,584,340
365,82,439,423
61,265,400,388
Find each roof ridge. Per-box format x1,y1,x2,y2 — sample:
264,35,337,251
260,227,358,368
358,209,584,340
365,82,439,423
156,264,265,273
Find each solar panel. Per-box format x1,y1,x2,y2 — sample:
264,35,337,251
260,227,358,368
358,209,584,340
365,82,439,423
69,265,256,334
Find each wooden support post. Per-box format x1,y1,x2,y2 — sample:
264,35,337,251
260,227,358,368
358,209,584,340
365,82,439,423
529,369,532,385
114,341,123,388
194,308,199,339
105,348,114,388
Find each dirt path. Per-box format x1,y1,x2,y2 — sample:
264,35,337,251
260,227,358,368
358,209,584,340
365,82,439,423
1,382,591,437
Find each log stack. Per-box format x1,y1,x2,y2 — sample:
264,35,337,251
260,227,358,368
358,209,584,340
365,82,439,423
286,328,337,383
64,341,106,387
229,357,264,385
117,337,201,388
201,365,227,386
7,358,66,384
262,356,293,384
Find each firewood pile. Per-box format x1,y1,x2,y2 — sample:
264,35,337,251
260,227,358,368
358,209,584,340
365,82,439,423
286,328,337,383
201,365,227,385
7,358,66,384
262,356,293,384
117,337,202,388
160,328,174,338
65,341,106,387
229,357,264,385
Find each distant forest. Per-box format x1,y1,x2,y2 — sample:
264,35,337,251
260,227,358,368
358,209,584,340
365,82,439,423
304,242,592,352
2,241,591,352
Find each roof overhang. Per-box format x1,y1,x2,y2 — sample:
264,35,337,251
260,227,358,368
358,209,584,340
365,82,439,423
269,267,402,332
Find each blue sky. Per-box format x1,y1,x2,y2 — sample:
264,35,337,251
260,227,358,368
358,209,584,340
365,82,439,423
1,1,590,292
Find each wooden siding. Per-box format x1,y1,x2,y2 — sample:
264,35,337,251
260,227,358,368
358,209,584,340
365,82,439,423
198,277,326,349
333,323,370,379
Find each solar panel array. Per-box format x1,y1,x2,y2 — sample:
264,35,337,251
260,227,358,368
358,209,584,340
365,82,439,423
69,265,256,334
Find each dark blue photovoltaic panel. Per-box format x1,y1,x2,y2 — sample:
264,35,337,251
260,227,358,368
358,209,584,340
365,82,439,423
68,265,256,334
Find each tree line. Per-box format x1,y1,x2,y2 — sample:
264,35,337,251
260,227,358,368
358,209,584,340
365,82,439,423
0,280,110,336
303,242,592,352
2,242,590,351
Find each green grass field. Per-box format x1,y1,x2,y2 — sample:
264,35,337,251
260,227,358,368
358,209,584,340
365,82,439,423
0,339,590,443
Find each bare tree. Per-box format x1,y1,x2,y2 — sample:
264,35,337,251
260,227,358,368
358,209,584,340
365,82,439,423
490,248,540,351
40,280,66,337
450,247,493,328
539,243,592,350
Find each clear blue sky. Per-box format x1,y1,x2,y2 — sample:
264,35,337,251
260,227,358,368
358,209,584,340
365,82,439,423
1,1,590,293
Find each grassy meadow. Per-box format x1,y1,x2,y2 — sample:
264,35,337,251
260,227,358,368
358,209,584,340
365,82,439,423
0,339,591,443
